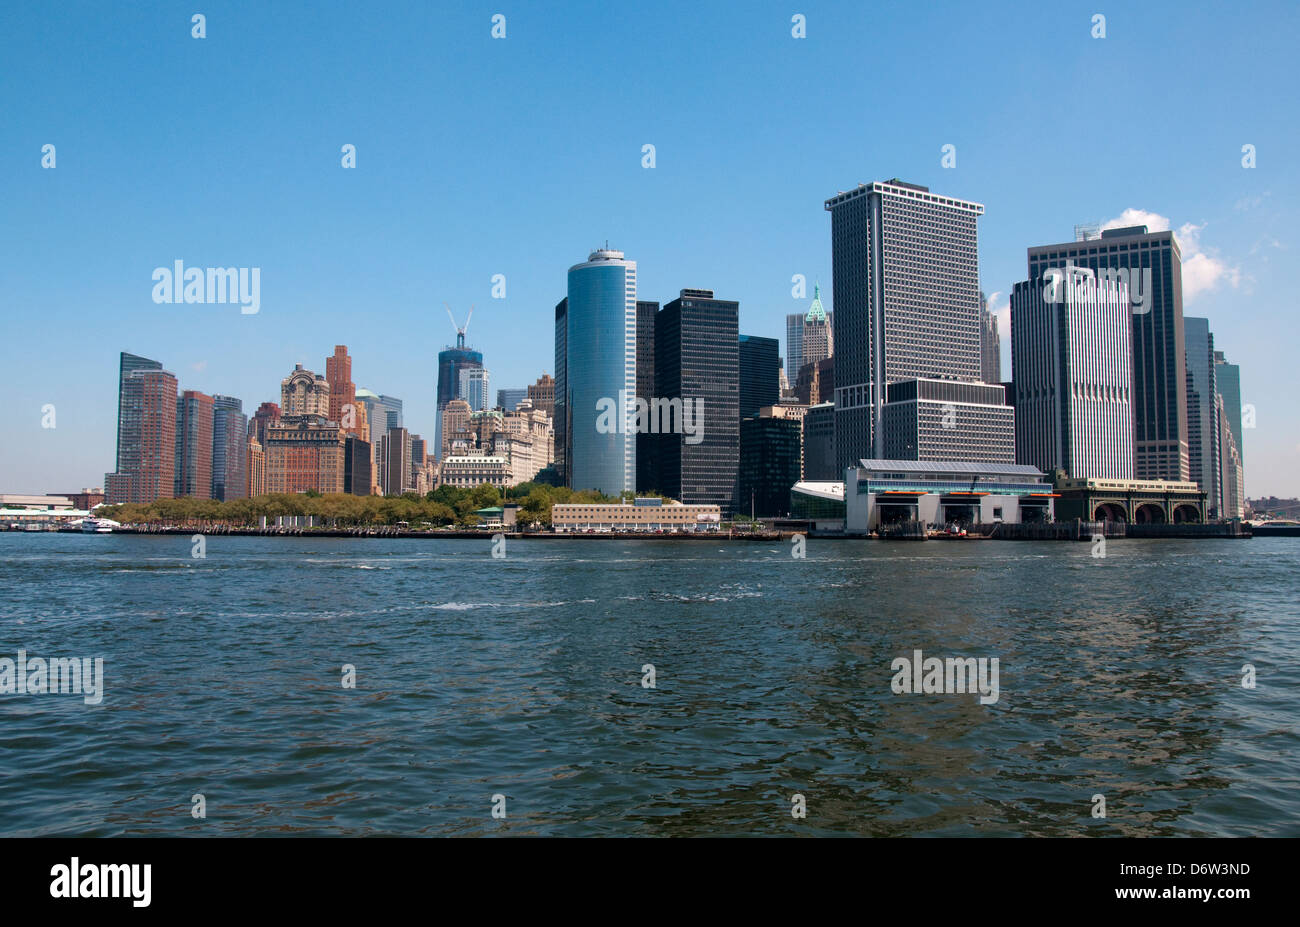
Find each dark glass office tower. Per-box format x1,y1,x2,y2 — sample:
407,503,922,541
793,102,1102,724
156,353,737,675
635,300,659,492
343,434,372,495
738,335,780,421
738,415,802,518
211,394,248,501
1027,225,1189,481
652,289,739,513
553,297,568,486
114,352,163,474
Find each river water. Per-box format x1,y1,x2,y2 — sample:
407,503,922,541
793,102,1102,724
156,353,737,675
1,533,1296,836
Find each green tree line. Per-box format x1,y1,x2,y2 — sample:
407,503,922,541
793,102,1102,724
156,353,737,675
98,482,627,529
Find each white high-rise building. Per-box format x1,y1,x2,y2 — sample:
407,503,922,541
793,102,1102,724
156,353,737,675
458,366,491,413
1011,273,1134,480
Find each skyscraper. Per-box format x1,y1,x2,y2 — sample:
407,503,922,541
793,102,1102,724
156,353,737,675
211,394,248,501
380,426,411,495
553,298,568,484
738,335,780,421
1027,225,1189,481
825,179,984,472
1214,350,1243,460
113,352,163,476
435,335,483,457
527,373,555,418
1215,349,1245,516
1184,318,1221,515
635,300,658,492
1218,395,1245,518
459,366,491,412
785,313,804,383
801,283,833,369
248,401,280,446
979,290,1001,384
652,289,739,513
737,414,802,518
1011,274,1134,479
175,390,214,498
564,248,637,495
785,286,833,384
496,388,527,412
105,353,177,504
326,345,359,433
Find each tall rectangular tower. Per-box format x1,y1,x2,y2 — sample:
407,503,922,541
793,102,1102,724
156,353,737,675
1183,318,1221,515
553,298,568,485
1027,225,1188,481
105,356,178,504
738,335,780,421
1011,274,1134,480
175,390,215,499
564,249,637,495
653,289,739,513
824,179,984,472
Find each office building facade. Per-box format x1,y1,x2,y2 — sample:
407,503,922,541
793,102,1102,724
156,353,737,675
652,289,740,513
737,414,802,518
1027,225,1188,481
738,334,781,422
881,378,1015,464
175,390,214,498
1184,317,1221,515
211,394,248,501
1011,274,1134,479
980,290,1001,384
825,179,984,471
564,249,637,495
105,355,178,504
553,298,568,484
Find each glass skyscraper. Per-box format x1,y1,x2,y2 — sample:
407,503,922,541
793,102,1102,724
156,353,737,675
564,249,636,495
652,289,739,513
1027,225,1189,482
738,334,780,421
211,394,248,501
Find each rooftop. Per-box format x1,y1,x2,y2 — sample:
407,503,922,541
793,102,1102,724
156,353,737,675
857,459,1046,478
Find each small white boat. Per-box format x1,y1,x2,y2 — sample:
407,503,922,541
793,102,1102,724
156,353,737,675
80,517,119,534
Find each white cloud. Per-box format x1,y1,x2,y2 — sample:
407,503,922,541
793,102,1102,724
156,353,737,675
1100,209,1240,303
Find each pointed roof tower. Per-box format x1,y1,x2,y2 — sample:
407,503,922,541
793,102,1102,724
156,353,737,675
806,282,827,322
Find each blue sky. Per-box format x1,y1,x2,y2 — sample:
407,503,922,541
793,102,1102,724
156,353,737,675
2,0,1296,495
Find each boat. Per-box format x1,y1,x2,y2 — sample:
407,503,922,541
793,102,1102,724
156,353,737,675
80,517,119,534
1252,520,1300,537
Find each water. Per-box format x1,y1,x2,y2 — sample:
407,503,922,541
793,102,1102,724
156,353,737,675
1,533,1296,836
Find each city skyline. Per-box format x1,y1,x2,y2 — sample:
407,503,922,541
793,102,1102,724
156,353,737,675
3,1,1292,494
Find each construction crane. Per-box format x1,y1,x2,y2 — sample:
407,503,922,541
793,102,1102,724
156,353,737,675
445,303,475,350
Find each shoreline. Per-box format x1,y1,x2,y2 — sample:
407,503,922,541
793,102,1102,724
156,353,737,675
6,523,1259,541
